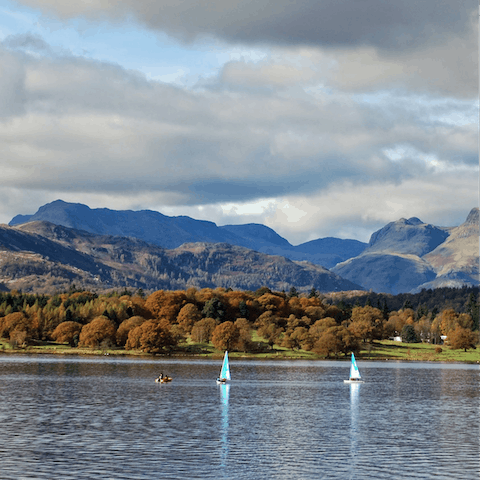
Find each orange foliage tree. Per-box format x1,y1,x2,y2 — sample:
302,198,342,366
448,326,478,352
116,316,146,346
0,312,36,345
145,290,187,323
348,306,384,343
79,316,117,348
313,325,358,358
191,318,217,343
212,321,240,351
125,319,176,353
177,303,202,334
51,321,83,346
234,318,252,351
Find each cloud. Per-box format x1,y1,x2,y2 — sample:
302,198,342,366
0,1,477,245
2,32,51,52
0,39,476,198
14,0,476,52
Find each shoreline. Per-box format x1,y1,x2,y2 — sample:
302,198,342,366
1,345,479,364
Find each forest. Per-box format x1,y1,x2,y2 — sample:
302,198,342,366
0,286,478,357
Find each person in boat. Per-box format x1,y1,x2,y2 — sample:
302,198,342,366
217,377,226,383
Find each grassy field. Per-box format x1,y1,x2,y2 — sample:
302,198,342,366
1,337,479,363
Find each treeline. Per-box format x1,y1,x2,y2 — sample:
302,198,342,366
327,286,479,317
0,286,478,356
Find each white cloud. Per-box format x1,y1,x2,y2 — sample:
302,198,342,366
0,2,476,246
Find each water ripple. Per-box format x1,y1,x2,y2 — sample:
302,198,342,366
0,356,478,479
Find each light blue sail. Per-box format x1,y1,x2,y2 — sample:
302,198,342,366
350,353,361,380
220,351,231,381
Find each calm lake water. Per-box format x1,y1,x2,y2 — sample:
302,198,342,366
0,355,478,480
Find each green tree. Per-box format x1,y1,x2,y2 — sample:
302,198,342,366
202,298,226,323
401,324,419,343
308,288,318,299
288,287,299,298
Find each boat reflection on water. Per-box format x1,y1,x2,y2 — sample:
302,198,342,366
349,382,360,470
219,383,230,468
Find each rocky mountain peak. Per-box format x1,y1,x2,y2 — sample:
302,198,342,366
367,217,449,256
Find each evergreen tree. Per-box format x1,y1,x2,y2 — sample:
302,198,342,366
288,287,299,298
401,324,419,343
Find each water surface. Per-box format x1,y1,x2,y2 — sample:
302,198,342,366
0,355,478,479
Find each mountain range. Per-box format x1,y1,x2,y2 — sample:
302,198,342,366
0,220,361,294
9,200,367,269
4,200,479,295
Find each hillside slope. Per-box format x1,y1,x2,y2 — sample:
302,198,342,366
9,200,366,268
1,221,362,294
332,208,479,294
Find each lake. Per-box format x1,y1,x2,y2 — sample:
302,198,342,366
0,355,478,479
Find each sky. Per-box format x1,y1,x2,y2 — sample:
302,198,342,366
0,0,478,245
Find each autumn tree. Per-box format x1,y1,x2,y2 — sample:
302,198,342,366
256,293,288,317
283,326,310,350
309,318,337,343
349,306,384,343
313,328,341,358
234,318,252,352
191,317,217,343
313,325,358,358
0,312,31,339
125,319,176,354
448,327,478,352
177,303,202,335
414,316,432,343
212,321,240,351
438,309,473,336
116,316,146,346
255,311,283,348
79,316,117,348
51,321,83,346
145,290,187,323
0,312,36,345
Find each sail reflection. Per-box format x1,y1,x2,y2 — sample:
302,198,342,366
349,382,360,472
219,383,230,468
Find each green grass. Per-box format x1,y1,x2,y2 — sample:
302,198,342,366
358,340,480,363
1,337,479,363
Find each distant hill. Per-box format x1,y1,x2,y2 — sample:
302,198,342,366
332,208,479,294
0,221,363,294
9,200,367,269
420,207,479,291
7,201,478,294
366,217,449,256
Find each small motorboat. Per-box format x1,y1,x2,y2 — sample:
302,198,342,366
155,374,172,383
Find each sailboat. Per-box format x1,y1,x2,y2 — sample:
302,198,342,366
344,352,364,383
216,351,231,384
